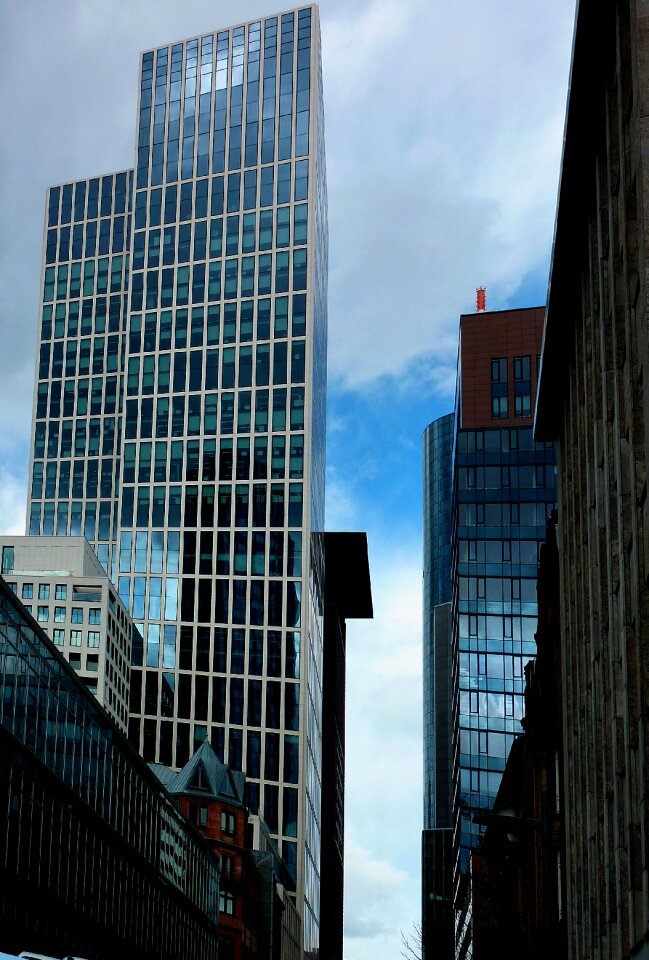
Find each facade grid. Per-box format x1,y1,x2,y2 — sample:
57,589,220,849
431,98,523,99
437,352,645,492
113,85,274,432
0,536,134,732
446,307,556,958
25,6,326,952
27,171,133,577
0,577,220,960
422,412,455,959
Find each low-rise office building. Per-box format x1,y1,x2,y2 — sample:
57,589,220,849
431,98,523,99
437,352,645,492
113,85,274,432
0,536,133,731
0,576,220,960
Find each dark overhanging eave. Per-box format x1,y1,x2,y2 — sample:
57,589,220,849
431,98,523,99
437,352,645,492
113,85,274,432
324,531,373,619
534,0,610,443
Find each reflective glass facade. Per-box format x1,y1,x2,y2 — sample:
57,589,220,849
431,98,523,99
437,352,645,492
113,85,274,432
28,171,133,574
453,424,556,865
422,412,455,960
0,577,219,959
446,307,556,959
423,411,454,830
26,7,326,951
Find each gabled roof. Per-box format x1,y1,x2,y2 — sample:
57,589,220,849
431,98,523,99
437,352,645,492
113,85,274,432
149,740,246,806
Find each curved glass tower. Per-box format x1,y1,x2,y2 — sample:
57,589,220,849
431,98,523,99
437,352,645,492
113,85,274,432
422,412,455,958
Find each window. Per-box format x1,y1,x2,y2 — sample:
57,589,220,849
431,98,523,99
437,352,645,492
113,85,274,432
86,655,99,672
37,606,49,622
491,357,508,418
54,606,66,623
69,653,82,669
52,629,64,646
89,608,101,624
87,631,100,648
199,805,208,828
55,584,67,600
221,811,235,834
1,546,14,575
219,891,235,915
38,583,50,599
6,582,16,593
514,355,532,417
22,583,33,599
70,630,82,646
71,607,83,624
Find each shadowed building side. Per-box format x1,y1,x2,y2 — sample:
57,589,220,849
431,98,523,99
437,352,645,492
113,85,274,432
320,532,372,960
535,2,649,957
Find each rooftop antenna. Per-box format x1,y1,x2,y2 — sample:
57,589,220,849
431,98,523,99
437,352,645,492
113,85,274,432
476,286,486,313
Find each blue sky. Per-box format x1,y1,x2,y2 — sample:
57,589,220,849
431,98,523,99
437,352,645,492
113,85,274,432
0,0,576,956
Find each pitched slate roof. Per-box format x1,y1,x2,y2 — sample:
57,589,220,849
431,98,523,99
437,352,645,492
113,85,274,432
149,740,246,807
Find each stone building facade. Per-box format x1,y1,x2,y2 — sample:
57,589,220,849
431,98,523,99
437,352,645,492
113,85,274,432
535,2,649,957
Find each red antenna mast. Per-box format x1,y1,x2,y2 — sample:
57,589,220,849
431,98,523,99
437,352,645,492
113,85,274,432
476,286,486,313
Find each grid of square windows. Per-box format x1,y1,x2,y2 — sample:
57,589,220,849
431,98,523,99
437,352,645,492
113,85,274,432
29,9,324,947
454,425,556,869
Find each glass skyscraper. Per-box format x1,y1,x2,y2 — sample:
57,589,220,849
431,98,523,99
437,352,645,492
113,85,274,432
421,307,556,958
422,412,455,959
452,307,556,958
26,6,326,952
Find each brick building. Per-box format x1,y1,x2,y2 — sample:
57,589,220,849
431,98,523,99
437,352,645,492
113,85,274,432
151,740,300,960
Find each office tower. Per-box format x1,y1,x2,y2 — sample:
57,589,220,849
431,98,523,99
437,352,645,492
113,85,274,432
447,306,556,957
28,171,133,574
422,412,455,959
0,536,134,731
25,7,327,951
535,3,649,957
0,578,220,960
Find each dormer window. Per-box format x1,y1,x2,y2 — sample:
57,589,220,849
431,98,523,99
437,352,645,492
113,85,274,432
189,763,210,792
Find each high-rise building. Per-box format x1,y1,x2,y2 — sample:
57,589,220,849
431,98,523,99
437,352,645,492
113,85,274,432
422,306,557,957
25,7,327,951
422,412,455,959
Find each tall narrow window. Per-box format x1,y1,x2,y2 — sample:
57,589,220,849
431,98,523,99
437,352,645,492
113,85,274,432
514,355,531,417
1,546,14,575
491,357,508,418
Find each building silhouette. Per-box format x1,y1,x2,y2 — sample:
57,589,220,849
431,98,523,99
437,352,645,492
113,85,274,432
24,7,327,951
0,577,220,960
320,532,373,960
535,2,649,957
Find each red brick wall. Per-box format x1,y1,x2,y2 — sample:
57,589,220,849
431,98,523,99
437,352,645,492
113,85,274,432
458,306,545,429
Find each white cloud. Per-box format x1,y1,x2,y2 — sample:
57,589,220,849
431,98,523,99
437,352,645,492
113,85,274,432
344,838,414,945
342,534,423,957
323,0,575,389
0,469,27,536
326,468,361,530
